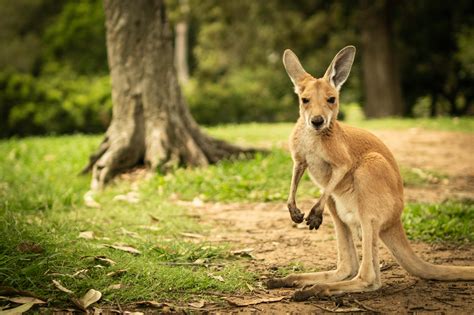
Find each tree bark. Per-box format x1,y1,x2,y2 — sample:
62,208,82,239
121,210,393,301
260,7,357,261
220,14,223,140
83,0,254,190
360,0,405,117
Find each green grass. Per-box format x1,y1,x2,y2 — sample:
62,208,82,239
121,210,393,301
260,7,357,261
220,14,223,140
146,150,319,203
0,119,472,309
347,116,474,132
403,201,474,243
0,135,253,307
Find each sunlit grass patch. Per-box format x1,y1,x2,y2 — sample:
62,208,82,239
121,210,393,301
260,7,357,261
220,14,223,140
146,150,319,203
400,166,447,187
0,135,254,306
0,200,254,305
355,117,473,132
403,201,474,243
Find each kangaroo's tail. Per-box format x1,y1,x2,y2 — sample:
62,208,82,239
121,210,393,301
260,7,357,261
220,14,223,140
380,220,474,280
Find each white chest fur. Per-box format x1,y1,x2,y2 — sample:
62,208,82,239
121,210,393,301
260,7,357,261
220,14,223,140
297,131,332,189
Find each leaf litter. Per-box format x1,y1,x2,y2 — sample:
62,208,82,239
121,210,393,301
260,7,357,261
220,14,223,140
0,296,45,304
104,243,141,255
0,302,35,314
78,231,95,239
71,289,102,311
52,280,74,294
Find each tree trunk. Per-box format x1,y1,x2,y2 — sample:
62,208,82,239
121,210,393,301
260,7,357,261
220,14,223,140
360,0,405,118
82,0,254,190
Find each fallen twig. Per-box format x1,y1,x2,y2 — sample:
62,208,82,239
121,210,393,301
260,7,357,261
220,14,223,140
409,306,440,312
433,296,462,307
353,299,381,313
223,295,287,307
313,304,365,313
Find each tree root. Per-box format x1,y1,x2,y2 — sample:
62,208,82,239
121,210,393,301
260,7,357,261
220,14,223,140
83,126,261,190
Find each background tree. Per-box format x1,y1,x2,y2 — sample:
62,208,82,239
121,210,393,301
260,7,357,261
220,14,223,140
359,0,405,117
83,0,253,189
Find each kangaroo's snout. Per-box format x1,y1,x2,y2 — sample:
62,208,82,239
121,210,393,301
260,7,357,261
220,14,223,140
311,115,325,130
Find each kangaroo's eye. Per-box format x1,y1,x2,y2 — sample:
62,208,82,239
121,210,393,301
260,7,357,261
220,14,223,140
327,96,336,104
301,98,310,104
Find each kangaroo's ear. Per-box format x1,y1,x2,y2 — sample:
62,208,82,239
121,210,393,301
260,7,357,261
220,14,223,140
324,46,356,90
283,49,308,89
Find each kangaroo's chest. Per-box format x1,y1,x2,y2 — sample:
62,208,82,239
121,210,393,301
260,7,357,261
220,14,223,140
295,135,333,189
305,153,332,189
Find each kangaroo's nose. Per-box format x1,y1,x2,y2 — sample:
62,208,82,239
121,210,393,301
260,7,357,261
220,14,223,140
311,115,325,129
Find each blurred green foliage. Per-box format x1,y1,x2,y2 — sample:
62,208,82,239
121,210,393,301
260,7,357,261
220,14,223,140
0,71,111,137
0,0,473,137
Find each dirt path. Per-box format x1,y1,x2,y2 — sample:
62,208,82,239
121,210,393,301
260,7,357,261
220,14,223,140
373,129,474,203
183,129,474,313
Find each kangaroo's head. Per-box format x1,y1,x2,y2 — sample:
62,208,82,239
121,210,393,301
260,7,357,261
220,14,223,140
283,46,355,133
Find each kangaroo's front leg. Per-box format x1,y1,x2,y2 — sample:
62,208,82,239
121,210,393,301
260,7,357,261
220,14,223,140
306,164,349,229
287,161,307,223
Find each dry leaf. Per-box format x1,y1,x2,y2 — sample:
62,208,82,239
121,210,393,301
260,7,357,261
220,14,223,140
71,269,88,278
223,296,285,306
72,289,102,311
78,231,95,239
123,312,144,315
108,284,123,290
120,228,143,240
94,256,116,266
179,232,204,239
148,213,160,223
84,190,101,208
113,192,139,203
0,302,35,314
52,280,74,294
246,283,255,292
1,296,46,304
193,258,206,264
188,300,205,308
104,244,141,255
106,269,127,277
207,273,224,282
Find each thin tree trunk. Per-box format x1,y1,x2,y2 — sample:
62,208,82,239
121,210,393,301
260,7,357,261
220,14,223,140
360,0,405,118
175,20,189,84
82,0,255,190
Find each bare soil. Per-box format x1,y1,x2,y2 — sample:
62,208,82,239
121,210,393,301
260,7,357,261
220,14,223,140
182,129,474,314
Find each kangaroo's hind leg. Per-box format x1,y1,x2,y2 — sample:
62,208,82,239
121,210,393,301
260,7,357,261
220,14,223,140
267,197,359,288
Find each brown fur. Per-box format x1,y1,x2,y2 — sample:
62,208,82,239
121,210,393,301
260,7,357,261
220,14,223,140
267,47,474,301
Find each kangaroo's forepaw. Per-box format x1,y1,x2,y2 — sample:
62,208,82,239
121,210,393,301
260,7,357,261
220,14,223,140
289,207,304,224
306,205,323,230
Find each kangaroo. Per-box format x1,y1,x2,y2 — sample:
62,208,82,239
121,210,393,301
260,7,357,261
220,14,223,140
266,46,474,301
